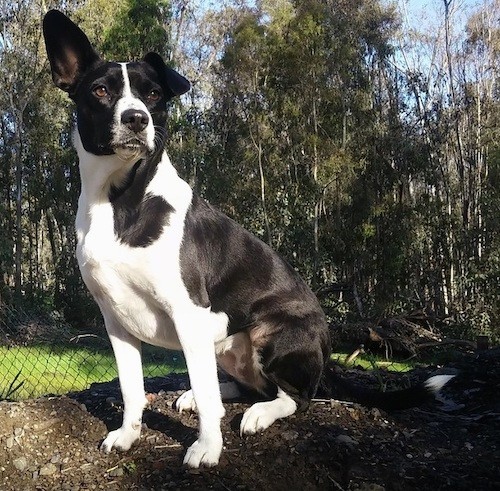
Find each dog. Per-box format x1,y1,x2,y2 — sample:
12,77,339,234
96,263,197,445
43,10,454,468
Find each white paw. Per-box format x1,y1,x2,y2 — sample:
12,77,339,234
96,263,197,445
175,390,198,413
183,437,223,468
240,402,275,436
100,426,141,453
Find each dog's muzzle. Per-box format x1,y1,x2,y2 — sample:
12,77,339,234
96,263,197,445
113,109,152,160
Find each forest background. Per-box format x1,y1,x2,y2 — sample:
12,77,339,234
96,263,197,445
0,0,498,343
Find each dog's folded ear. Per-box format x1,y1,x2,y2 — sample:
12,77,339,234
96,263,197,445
143,52,191,99
43,10,100,95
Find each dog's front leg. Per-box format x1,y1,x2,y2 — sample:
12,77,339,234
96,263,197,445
174,309,225,468
100,318,147,453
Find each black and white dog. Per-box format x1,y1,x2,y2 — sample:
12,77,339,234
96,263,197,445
43,10,453,468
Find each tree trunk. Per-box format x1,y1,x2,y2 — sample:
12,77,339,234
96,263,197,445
14,111,23,303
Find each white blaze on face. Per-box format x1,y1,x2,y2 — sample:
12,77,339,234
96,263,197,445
111,63,155,161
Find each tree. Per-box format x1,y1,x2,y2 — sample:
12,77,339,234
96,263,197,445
100,0,171,60
0,0,51,303
0,0,497,340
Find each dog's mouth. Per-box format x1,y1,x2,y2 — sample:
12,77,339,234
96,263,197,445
115,137,147,150
112,137,150,160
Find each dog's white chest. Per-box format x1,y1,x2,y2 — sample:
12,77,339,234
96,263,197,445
76,198,184,349
73,149,229,351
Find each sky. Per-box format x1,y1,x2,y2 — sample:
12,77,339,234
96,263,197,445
394,0,482,29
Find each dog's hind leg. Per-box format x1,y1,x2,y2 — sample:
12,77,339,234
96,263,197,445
216,327,327,435
176,381,241,413
237,347,323,435
217,332,322,435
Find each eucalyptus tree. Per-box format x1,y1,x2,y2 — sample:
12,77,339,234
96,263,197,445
201,0,398,296
0,0,53,304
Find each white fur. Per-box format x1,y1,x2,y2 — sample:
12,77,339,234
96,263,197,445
176,381,242,413
111,64,155,160
424,375,455,394
240,388,297,436
100,319,146,453
215,332,264,372
74,65,230,467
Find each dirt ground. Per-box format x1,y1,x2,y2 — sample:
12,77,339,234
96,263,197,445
1,348,499,491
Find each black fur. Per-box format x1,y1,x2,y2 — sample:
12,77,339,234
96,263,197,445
43,10,100,94
324,366,454,410
109,158,174,248
77,62,125,155
74,61,172,156
180,195,315,331
180,195,331,404
179,194,277,319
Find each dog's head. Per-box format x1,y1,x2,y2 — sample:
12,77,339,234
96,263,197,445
43,10,190,161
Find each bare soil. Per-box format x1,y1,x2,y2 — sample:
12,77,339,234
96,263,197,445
1,349,499,491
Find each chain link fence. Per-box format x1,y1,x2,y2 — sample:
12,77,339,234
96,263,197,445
0,305,185,401
1,304,462,402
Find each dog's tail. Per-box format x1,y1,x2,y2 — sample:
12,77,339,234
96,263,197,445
323,363,456,410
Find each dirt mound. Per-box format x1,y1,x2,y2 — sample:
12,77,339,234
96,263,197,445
0,351,499,490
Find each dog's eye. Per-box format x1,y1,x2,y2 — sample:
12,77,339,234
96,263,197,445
93,85,108,98
147,90,161,102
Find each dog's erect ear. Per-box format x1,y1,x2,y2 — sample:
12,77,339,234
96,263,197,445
43,10,100,94
143,52,191,99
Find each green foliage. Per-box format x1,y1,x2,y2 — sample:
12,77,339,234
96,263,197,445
0,370,24,400
192,0,401,290
0,0,498,348
331,352,414,373
101,0,171,60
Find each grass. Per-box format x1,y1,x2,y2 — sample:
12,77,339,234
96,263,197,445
0,344,186,401
331,352,416,372
1,345,419,401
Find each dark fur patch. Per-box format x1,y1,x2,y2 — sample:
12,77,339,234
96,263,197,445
180,194,275,328
76,62,124,155
109,158,174,247
179,195,326,331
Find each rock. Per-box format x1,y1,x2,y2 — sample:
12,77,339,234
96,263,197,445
39,462,58,476
13,427,24,437
108,466,124,478
6,436,14,448
13,457,28,472
51,454,61,464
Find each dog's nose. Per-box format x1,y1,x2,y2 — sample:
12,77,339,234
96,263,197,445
121,109,149,133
